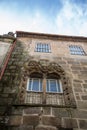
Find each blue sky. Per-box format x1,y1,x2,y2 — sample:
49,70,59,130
0,0,87,36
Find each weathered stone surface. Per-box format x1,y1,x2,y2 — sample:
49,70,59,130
62,118,78,128
42,107,51,115
52,108,69,117
79,120,87,129
1,31,87,130
9,116,22,126
74,87,82,92
24,107,41,114
81,95,87,100
77,101,87,109
11,107,23,115
19,125,33,130
42,116,61,127
35,125,57,130
23,115,39,126
73,83,82,88
71,109,87,119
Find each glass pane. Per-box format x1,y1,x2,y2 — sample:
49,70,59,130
42,48,46,52
50,79,57,92
32,79,39,91
36,43,50,53
57,81,61,92
69,45,85,55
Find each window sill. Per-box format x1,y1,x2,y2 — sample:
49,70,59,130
12,103,76,108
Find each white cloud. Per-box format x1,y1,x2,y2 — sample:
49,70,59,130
55,0,87,36
0,0,87,37
0,7,56,35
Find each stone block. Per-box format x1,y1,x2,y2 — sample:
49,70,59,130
74,87,82,92
62,118,78,128
77,101,87,109
24,107,41,114
23,115,39,126
35,125,57,130
81,95,87,100
19,125,33,130
71,109,87,119
9,116,22,126
52,108,69,117
42,107,51,115
73,80,83,83
79,120,87,129
42,115,61,127
73,83,82,88
11,107,23,115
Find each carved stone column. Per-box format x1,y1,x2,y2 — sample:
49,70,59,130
42,74,47,104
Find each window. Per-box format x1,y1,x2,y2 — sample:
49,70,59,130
24,61,76,106
27,78,42,92
46,79,62,93
27,72,43,92
36,43,51,53
69,45,86,55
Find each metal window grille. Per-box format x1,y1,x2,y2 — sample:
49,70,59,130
69,45,86,55
36,43,51,52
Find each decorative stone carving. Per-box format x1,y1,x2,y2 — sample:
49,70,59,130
19,59,76,107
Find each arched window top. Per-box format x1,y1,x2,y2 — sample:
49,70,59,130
24,60,65,77
30,72,43,78
47,72,60,79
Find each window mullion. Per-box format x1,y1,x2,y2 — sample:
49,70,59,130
42,75,46,104
49,79,50,92
56,80,58,92
39,78,40,91
31,78,33,91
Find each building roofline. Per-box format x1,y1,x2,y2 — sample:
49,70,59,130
0,35,16,41
16,31,87,42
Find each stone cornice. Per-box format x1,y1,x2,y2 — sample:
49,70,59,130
16,31,87,42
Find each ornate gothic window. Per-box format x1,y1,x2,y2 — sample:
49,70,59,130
19,60,76,107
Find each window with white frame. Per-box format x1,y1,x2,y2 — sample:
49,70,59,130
27,78,43,92
35,43,51,53
46,79,62,93
27,72,62,93
69,45,86,55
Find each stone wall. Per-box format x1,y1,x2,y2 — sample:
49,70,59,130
0,34,87,130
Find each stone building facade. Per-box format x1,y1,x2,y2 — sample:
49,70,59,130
0,31,87,130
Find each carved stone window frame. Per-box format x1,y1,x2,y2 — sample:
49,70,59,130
19,59,76,107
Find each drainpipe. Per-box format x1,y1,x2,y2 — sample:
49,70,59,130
0,39,17,80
